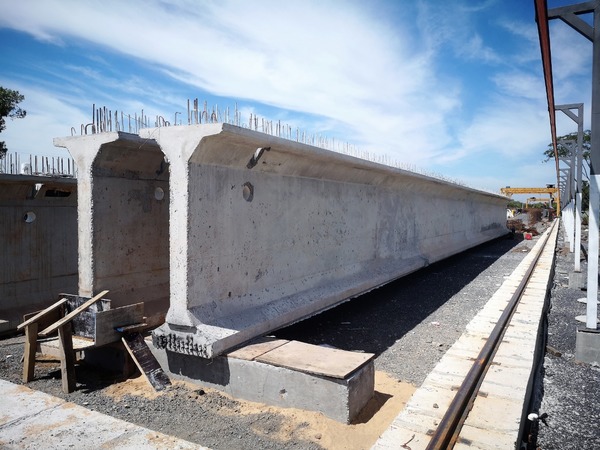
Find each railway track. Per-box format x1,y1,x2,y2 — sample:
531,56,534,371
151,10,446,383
375,219,559,450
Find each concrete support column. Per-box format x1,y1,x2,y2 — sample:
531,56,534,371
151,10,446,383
587,174,599,329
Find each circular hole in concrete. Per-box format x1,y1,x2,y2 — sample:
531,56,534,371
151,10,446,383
242,182,254,202
154,187,165,201
23,211,36,223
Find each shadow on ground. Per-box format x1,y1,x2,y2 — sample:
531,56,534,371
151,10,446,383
274,234,522,356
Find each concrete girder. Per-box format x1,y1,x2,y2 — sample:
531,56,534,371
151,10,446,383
55,124,508,358
134,124,508,357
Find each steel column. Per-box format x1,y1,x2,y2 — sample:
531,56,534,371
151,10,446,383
547,1,599,330
555,104,585,271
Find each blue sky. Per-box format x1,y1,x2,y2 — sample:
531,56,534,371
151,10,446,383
0,0,593,196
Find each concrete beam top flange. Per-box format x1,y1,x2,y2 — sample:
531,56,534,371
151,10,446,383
54,132,159,171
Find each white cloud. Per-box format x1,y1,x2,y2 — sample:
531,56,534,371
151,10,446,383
0,0,590,185
416,0,501,63
0,81,85,158
2,1,450,162
0,0,464,165
456,97,551,160
550,22,592,82
492,71,546,101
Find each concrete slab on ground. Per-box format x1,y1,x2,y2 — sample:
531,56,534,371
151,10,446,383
0,379,204,449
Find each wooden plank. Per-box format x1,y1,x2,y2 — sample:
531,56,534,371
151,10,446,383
21,307,63,337
58,324,76,393
17,298,68,331
39,290,109,337
228,338,289,361
122,332,171,391
255,340,375,379
22,322,38,383
94,303,144,346
39,336,95,352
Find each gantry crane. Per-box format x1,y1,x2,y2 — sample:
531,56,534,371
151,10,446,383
500,186,559,214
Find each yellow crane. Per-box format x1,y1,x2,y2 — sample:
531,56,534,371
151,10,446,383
500,186,560,215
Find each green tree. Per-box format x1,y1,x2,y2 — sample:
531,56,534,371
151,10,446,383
0,87,27,158
544,130,591,214
543,130,591,163
507,199,523,209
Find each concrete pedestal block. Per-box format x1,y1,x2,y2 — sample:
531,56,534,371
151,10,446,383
575,326,600,365
569,271,587,290
147,337,375,423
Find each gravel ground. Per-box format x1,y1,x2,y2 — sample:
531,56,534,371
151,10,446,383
2,221,579,450
275,229,540,386
532,226,600,450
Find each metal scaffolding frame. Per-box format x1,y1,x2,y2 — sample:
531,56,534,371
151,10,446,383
535,0,599,330
556,104,585,271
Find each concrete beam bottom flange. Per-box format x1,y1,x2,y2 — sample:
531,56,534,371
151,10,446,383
575,326,600,365
147,337,375,423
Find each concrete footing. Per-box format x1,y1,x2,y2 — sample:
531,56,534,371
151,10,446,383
575,326,600,365
147,337,375,423
569,271,587,290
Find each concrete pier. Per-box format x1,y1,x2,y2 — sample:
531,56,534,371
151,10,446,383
56,124,507,358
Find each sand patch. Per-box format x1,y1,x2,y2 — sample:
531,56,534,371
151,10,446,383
103,374,164,401
101,370,414,449
191,371,414,449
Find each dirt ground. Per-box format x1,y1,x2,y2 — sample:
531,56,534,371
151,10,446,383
1,232,539,449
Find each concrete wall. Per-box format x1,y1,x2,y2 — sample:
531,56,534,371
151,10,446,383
54,133,170,326
134,124,508,357
0,175,77,330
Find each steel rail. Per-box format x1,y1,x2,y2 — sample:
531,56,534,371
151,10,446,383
425,220,557,450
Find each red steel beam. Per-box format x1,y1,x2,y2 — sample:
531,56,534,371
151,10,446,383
534,0,562,213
